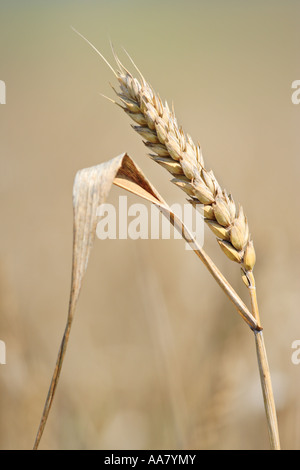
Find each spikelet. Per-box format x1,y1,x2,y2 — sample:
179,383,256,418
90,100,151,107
113,57,255,272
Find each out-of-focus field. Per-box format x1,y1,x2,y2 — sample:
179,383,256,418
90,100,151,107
0,1,299,450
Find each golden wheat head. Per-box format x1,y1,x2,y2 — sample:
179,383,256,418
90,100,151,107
110,55,256,274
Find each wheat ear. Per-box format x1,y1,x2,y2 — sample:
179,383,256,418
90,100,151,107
111,58,256,279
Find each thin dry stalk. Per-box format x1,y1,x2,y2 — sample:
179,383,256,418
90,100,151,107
255,330,280,450
34,163,115,449
111,57,281,448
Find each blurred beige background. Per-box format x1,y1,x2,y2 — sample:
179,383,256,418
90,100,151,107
0,0,299,449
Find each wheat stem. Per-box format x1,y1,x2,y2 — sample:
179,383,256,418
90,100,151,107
245,271,280,449
246,270,261,325
254,329,281,450
33,318,73,450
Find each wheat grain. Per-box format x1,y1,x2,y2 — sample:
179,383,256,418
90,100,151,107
112,58,256,274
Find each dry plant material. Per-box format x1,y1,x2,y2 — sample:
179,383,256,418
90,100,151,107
111,55,255,276
34,31,281,450
103,47,280,449
33,153,260,449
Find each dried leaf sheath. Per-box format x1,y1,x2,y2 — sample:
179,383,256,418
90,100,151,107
33,152,260,449
113,60,256,273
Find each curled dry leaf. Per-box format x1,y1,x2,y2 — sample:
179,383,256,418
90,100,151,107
34,152,260,450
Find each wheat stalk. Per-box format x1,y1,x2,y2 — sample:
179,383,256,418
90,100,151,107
70,29,280,450
110,55,280,449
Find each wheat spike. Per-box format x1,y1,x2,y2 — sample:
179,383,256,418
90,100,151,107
110,57,255,272
70,29,255,271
